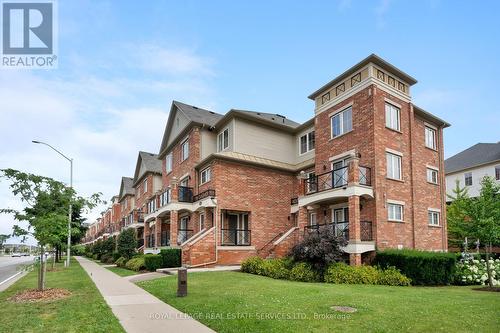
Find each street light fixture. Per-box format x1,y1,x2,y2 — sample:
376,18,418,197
32,140,73,268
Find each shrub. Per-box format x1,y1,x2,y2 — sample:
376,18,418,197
112,251,121,262
455,258,500,286
375,249,457,285
291,228,347,272
289,262,320,282
241,256,265,274
102,237,115,256
144,254,164,271
115,257,127,268
92,254,99,260
117,229,137,259
160,248,181,268
100,253,113,264
71,244,86,256
260,258,290,279
324,263,411,286
125,256,146,272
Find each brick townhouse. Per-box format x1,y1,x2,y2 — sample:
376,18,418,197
84,54,449,266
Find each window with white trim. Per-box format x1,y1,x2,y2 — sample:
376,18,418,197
199,213,205,230
309,212,317,226
464,172,472,186
165,153,173,173
428,210,440,226
425,126,437,150
388,203,404,222
496,165,500,180
331,106,352,138
385,103,400,131
181,138,189,161
299,131,315,154
427,168,438,184
143,179,148,194
386,152,402,180
218,128,229,152
200,167,211,185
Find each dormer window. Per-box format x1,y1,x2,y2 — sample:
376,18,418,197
299,131,315,155
181,138,189,161
218,128,229,152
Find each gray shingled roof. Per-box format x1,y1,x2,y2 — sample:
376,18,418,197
133,151,162,185
119,177,134,199
173,100,223,126
445,142,500,174
231,109,301,129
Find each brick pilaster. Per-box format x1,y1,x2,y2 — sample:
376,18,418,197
170,210,179,246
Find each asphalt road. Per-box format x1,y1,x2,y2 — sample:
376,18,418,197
0,256,35,284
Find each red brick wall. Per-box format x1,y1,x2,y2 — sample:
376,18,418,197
182,228,216,266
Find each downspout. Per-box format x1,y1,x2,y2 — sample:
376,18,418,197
438,125,446,251
409,104,417,249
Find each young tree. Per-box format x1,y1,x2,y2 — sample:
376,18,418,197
117,228,137,259
447,176,500,287
0,169,102,291
0,234,9,252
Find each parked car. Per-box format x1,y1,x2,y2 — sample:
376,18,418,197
11,253,22,257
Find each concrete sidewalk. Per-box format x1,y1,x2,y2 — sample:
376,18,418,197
76,256,214,333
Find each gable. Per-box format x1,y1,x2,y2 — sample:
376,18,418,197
167,107,190,147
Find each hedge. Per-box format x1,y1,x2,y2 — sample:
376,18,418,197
125,256,146,271
115,257,127,268
160,248,182,268
324,263,411,286
241,257,319,282
144,254,163,271
375,249,456,285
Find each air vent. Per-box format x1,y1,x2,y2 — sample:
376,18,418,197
276,114,286,118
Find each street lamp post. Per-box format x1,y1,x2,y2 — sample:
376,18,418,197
32,140,73,268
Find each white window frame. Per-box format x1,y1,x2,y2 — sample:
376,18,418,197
309,212,317,226
464,172,472,186
218,128,229,152
426,168,438,184
386,152,402,180
425,126,437,150
181,138,189,161
143,179,148,194
199,213,205,230
165,153,173,173
388,203,404,222
428,210,440,226
330,106,353,138
199,167,211,185
496,165,500,181
385,103,401,131
299,131,315,155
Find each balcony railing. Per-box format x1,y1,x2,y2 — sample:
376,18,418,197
178,228,194,244
304,221,349,239
305,165,371,195
221,228,251,246
193,189,216,202
361,221,373,241
178,186,193,203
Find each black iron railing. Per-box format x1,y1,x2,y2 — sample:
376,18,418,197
178,186,193,203
290,197,298,205
305,165,371,195
193,189,216,202
160,188,171,207
304,221,349,239
361,221,373,241
359,167,372,186
221,228,251,246
177,228,194,244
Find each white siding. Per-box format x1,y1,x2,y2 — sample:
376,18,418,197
200,128,217,160
446,162,500,199
166,109,190,147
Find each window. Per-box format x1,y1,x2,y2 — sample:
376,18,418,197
425,126,436,150
428,210,440,226
309,212,317,226
181,138,189,161
199,213,205,230
331,106,352,138
299,131,315,154
218,128,229,151
427,168,438,184
388,203,403,222
464,172,472,186
143,179,148,194
200,167,211,184
165,153,172,173
386,152,402,180
496,166,500,180
385,103,400,131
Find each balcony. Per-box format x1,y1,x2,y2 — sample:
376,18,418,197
178,186,193,203
193,189,216,202
304,221,373,241
221,228,251,246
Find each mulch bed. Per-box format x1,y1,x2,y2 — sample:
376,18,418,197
8,288,71,303
472,286,500,292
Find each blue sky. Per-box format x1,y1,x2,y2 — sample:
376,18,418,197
1,0,499,243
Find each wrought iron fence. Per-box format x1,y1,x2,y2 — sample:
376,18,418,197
221,228,251,246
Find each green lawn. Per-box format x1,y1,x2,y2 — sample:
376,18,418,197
138,271,500,333
105,266,138,277
0,258,124,333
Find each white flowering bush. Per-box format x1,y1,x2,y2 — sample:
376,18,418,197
455,258,500,286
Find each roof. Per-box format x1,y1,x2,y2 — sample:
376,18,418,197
308,54,418,100
413,105,451,128
118,177,134,200
158,101,223,157
133,151,162,185
215,109,302,132
445,142,500,174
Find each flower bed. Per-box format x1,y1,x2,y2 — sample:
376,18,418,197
455,258,500,286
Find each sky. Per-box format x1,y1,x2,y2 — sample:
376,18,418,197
1,0,499,244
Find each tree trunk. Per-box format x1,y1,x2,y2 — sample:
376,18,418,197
55,245,59,263
38,245,45,291
486,243,494,288
52,250,55,270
